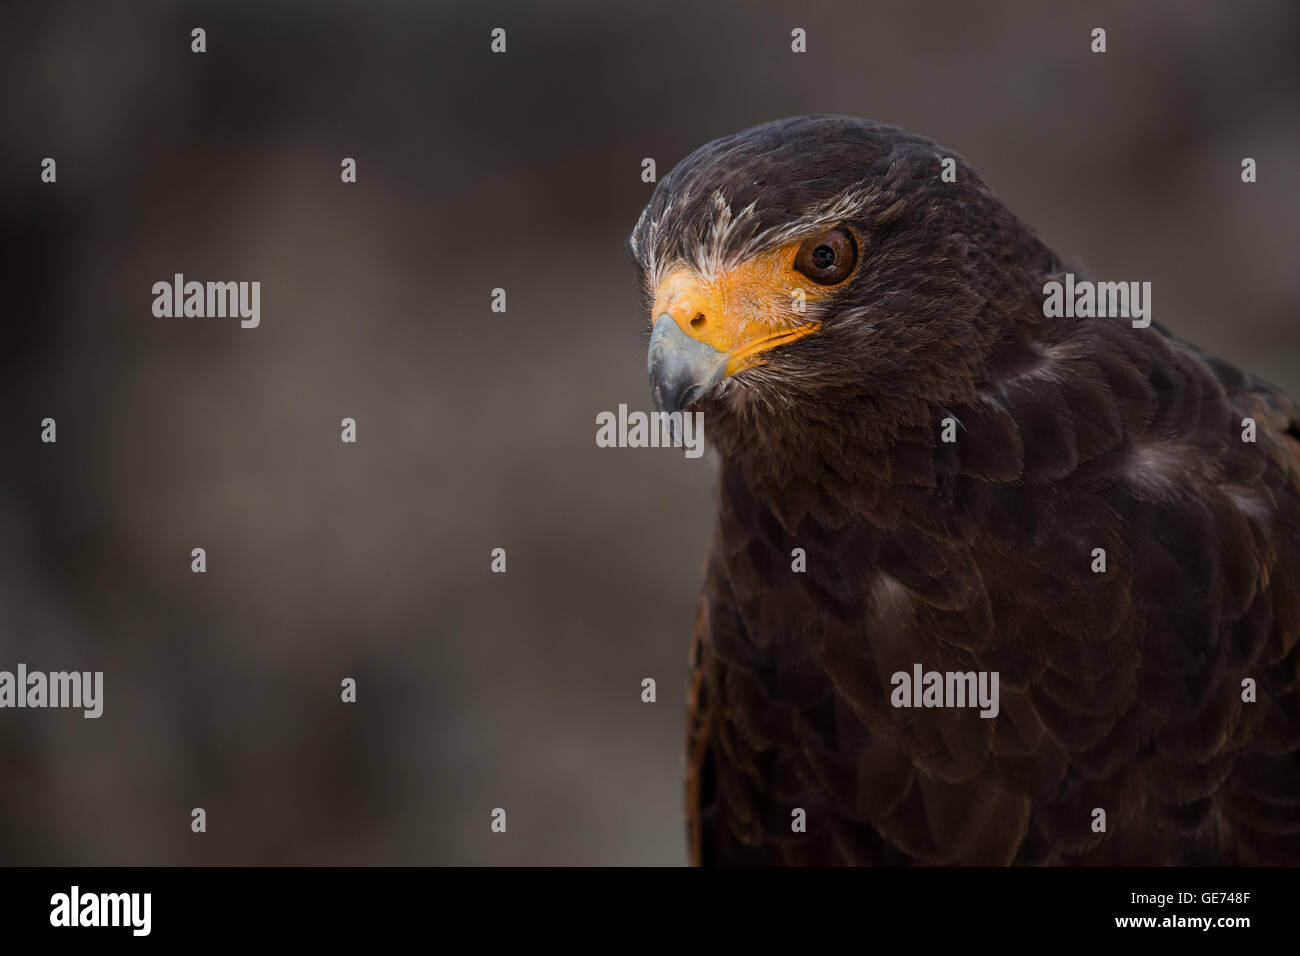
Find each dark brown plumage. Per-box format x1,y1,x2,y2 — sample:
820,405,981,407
629,115,1300,865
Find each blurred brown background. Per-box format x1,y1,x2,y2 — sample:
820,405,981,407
0,0,1297,865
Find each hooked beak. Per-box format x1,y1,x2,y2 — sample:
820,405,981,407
647,313,728,414
644,263,821,415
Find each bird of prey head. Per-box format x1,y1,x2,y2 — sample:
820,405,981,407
631,116,1056,460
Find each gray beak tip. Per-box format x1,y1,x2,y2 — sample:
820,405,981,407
647,314,726,414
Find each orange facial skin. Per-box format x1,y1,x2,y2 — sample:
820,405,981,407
651,233,857,378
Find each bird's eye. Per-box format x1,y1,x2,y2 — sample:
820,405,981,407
794,227,857,285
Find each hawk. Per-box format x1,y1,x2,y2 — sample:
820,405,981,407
628,115,1300,865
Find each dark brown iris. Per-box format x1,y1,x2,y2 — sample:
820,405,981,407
794,226,857,285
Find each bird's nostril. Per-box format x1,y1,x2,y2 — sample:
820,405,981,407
690,313,707,330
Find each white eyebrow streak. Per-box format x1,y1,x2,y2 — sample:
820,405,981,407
634,182,879,296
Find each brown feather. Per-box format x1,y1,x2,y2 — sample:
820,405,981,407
635,116,1300,865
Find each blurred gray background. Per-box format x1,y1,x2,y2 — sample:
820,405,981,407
0,0,1297,865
